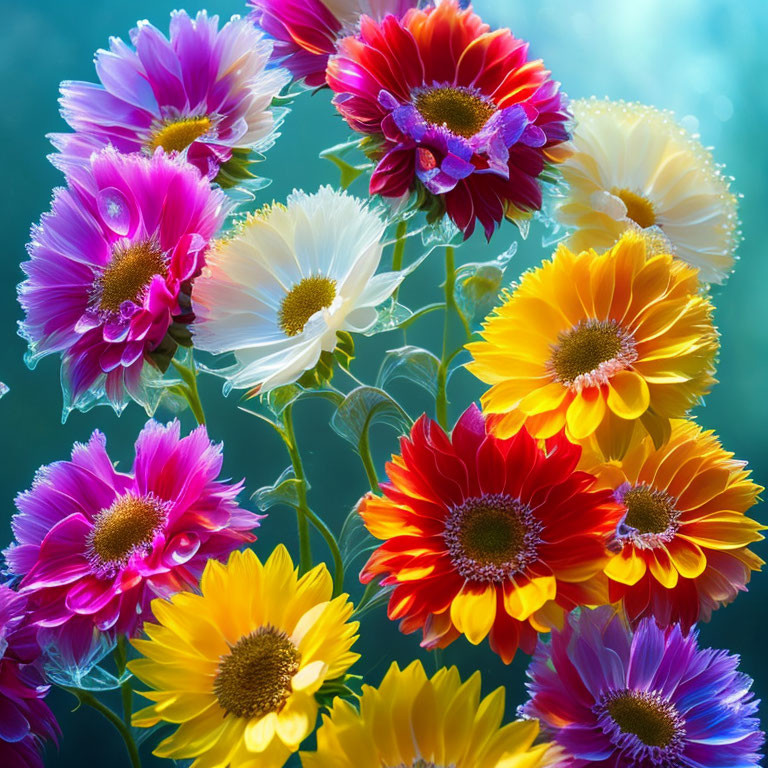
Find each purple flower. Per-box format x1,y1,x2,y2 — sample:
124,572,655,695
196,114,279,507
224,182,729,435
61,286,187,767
0,586,59,768
4,420,262,665
50,10,289,185
523,607,764,767
19,147,228,416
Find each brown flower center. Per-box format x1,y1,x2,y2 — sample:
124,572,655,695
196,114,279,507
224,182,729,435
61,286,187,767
549,319,636,387
96,240,167,312
278,276,337,337
149,116,212,153
88,493,166,569
414,87,497,139
614,188,656,229
213,626,301,719
606,690,680,748
622,485,676,535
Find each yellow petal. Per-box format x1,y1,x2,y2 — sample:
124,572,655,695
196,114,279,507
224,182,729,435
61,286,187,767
604,548,647,585
244,712,278,753
607,370,650,419
518,381,568,416
291,661,328,693
648,550,679,588
667,538,707,579
449,586,496,645
275,694,317,749
502,575,557,621
566,388,607,440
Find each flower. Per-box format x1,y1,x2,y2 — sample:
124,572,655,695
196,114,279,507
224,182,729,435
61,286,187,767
522,607,764,767
4,420,260,663
359,404,621,663
556,99,739,285
580,419,764,632
129,546,359,768
326,0,570,239
0,587,59,768
193,186,402,395
466,230,719,457
249,0,419,87
19,147,228,416
301,658,562,768
51,10,289,186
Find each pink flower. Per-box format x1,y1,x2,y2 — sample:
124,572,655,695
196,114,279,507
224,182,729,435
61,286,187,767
4,421,262,663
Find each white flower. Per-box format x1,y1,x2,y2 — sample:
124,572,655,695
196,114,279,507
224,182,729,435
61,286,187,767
193,186,403,393
556,98,739,284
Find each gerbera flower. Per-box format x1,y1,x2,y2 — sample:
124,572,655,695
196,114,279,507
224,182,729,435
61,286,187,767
556,99,739,284
0,587,59,768
326,0,570,239
193,186,402,395
4,420,260,663
522,606,764,767
301,659,562,768
249,0,418,87
466,230,719,457
19,147,228,416
51,10,289,186
359,404,621,663
580,419,764,632
130,546,359,768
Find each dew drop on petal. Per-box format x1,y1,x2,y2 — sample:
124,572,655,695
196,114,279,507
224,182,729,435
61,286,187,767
97,187,135,237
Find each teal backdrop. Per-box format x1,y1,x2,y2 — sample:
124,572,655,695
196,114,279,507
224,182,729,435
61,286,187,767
1,1,766,765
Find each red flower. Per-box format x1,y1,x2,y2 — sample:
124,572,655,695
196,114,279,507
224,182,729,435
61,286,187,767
327,0,570,239
359,404,621,663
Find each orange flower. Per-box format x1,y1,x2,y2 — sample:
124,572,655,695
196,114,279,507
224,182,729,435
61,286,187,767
466,231,719,459
580,419,764,630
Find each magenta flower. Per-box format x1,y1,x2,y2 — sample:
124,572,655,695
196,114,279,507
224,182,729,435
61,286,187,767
50,10,289,185
249,0,419,87
19,147,228,416
4,420,261,664
0,586,59,768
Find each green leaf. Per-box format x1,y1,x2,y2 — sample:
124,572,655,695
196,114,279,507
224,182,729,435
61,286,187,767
377,345,440,397
319,138,373,189
251,466,306,512
454,241,518,323
338,503,379,571
330,386,411,449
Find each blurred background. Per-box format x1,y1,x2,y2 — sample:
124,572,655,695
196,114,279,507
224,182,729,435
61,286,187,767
1,0,766,765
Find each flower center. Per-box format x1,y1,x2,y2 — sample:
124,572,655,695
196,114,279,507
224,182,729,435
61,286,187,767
443,495,541,583
549,319,638,390
88,493,166,571
605,690,681,748
148,116,212,153
213,626,301,719
278,276,337,337
614,188,656,229
96,240,167,313
623,485,675,534
414,86,497,139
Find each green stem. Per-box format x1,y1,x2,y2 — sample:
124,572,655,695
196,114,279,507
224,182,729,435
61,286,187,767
358,428,380,493
171,352,206,425
302,506,345,598
114,637,133,729
64,687,141,768
391,219,408,291
353,578,383,616
398,302,445,331
282,403,312,575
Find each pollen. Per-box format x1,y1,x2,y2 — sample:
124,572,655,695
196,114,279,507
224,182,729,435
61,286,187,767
550,319,637,389
614,188,657,229
88,493,166,570
414,87,497,139
213,626,301,719
96,240,167,313
278,276,337,337
606,690,681,748
444,494,542,583
622,485,677,535
148,116,212,153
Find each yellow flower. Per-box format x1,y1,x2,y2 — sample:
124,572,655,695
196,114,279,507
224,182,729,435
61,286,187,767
301,659,562,768
466,230,718,458
556,98,739,285
129,546,359,768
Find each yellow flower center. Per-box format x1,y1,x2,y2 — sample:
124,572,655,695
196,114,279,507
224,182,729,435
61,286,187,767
622,485,676,535
96,240,167,312
606,691,680,747
444,495,542,583
614,188,656,229
550,319,636,387
214,626,301,719
278,276,337,337
414,87,497,139
88,494,166,569
148,116,212,153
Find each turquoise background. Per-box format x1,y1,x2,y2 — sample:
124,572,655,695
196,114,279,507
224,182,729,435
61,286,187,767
1,1,766,765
